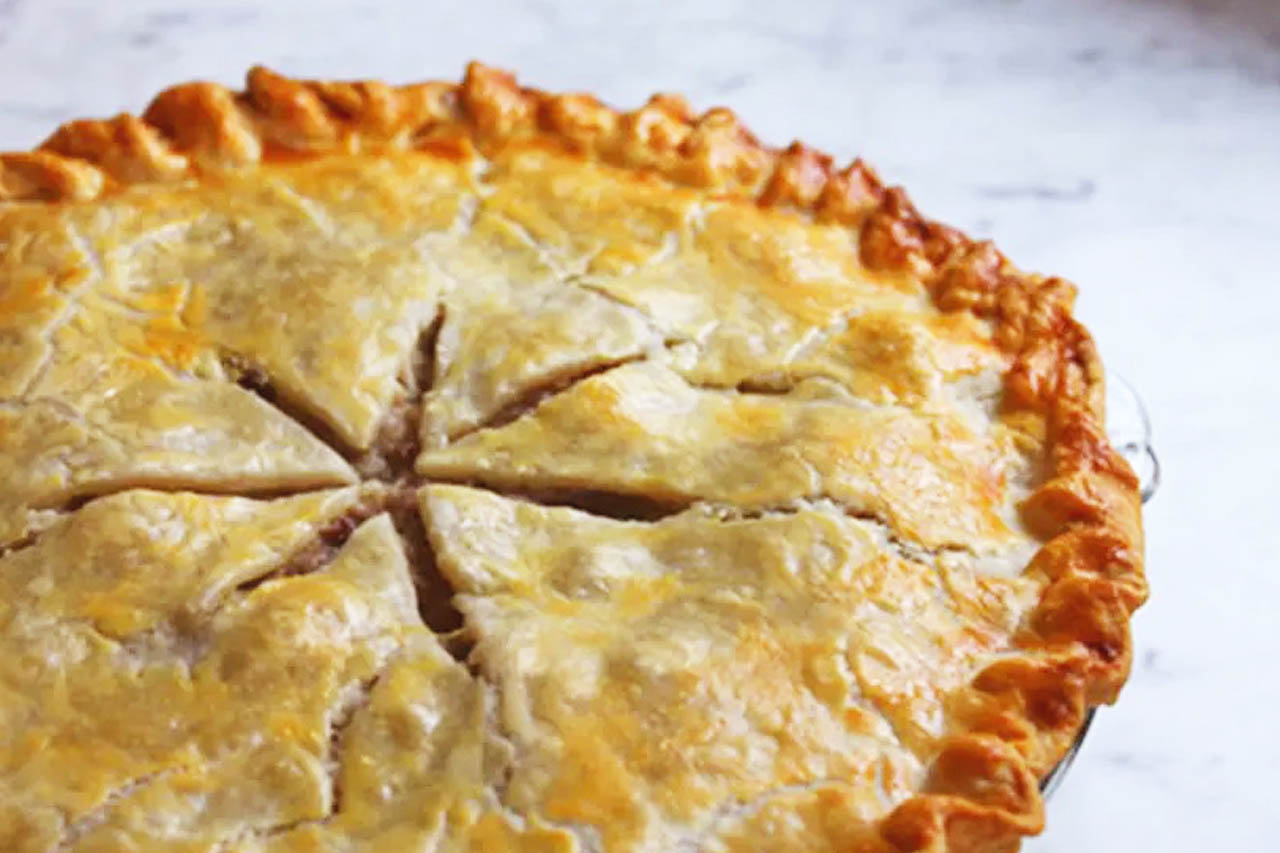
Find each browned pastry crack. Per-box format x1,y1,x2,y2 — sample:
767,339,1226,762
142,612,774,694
257,673,382,840
217,486,468,664
383,486,465,639
321,676,377,825
231,498,384,595
222,353,364,462
355,307,446,482
0,479,353,556
450,354,647,440
222,305,447,485
496,487,688,522
6,224,104,403
53,768,187,852
0,529,40,560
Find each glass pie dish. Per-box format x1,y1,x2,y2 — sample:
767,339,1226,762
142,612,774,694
1039,373,1160,797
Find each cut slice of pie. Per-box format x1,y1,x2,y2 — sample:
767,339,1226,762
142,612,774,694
0,64,1145,853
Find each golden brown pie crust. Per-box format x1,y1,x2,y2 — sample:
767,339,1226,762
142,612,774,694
0,64,1146,852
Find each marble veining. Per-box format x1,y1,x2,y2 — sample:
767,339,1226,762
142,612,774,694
1,1,1278,850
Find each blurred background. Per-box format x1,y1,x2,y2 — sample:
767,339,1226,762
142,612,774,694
2,1,1277,849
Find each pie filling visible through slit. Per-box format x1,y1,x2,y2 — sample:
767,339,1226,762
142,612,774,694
0,64,1145,853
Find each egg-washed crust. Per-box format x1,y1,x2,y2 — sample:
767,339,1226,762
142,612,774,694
0,64,1145,852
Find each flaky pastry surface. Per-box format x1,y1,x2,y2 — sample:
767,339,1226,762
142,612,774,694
0,63,1145,853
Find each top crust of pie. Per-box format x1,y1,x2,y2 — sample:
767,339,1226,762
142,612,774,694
0,64,1145,853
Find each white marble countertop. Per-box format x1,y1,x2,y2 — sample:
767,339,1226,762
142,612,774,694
2,0,1278,849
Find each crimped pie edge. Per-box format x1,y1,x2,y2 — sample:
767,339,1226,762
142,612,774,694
0,63,1146,853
